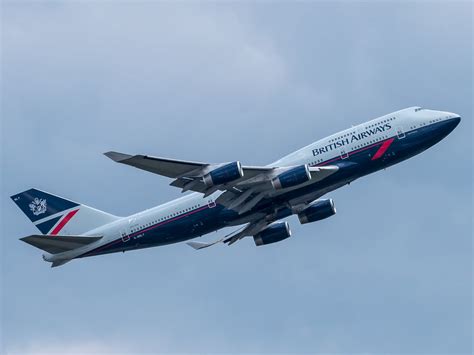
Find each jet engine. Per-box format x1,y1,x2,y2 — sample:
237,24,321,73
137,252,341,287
298,199,336,224
271,164,311,190
203,161,244,187
253,221,292,246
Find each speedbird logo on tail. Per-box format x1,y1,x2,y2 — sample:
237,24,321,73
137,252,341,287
29,198,47,216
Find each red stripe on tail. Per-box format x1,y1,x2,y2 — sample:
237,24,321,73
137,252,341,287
372,138,395,160
50,209,79,235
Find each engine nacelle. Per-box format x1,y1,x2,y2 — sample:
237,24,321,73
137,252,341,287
271,164,311,190
203,161,244,187
298,199,336,224
253,221,292,246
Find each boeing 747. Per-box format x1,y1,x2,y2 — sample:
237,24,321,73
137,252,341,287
11,107,461,267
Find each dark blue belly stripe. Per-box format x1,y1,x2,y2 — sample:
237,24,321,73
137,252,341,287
80,204,210,257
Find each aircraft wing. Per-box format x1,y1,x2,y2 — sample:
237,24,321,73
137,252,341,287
105,151,270,193
187,220,269,249
104,151,209,179
105,151,338,213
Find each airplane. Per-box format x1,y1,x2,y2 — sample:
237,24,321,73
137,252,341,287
11,107,461,267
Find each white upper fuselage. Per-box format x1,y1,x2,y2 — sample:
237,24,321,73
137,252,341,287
273,107,458,166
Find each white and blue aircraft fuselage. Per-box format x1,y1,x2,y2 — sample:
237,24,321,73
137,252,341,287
11,107,461,267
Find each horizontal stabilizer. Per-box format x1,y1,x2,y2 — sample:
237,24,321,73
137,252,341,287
21,235,102,254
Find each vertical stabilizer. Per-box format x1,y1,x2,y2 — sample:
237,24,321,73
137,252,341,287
11,188,119,235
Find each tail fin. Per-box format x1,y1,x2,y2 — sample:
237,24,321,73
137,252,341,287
11,188,119,235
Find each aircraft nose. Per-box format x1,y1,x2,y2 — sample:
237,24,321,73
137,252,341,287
441,114,461,136
444,111,461,123
452,115,461,126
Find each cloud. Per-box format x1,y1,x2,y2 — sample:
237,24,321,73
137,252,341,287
5,340,130,355
3,3,288,108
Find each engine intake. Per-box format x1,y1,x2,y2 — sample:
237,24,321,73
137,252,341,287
203,161,244,187
272,164,311,190
298,199,336,224
253,221,292,246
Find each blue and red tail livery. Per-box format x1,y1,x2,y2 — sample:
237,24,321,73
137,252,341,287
11,188,118,236
10,189,79,223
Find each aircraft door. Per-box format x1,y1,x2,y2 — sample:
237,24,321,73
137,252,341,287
121,217,136,242
340,149,349,160
121,229,130,242
396,126,406,139
207,199,216,208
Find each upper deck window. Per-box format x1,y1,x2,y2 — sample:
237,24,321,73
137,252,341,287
414,107,424,112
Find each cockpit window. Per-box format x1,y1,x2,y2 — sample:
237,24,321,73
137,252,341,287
414,107,424,112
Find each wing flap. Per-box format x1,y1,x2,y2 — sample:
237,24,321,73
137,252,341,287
186,220,269,250
21,235,102,254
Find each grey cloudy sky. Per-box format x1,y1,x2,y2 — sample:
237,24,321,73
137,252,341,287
1,1,472,354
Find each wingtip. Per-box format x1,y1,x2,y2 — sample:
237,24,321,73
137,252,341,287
104,151,133,162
